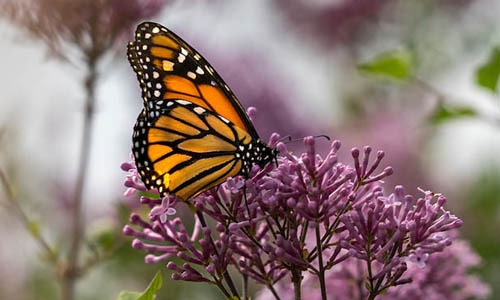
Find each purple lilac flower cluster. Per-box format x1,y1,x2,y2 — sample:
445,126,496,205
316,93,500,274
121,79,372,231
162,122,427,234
122,135,472,299
257,231,490,300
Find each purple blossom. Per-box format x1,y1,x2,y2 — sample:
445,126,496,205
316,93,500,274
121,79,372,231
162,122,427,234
275,0,388,47
383,235,491,299
408,248,429,269
257,232,489,300
150,196,178,223
1,0,166,59
121,134,483,299
121,155,148,196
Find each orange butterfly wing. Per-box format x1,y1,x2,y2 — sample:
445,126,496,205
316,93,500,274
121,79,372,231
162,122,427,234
133,100,264,200
127,22,259,138
128,22,276,200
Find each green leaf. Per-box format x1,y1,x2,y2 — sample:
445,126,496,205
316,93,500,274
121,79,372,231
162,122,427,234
139,191,161,199
116,291,142,300
476,47,500,93
116,271,163,300
429,103,477,125
358,49,414,80
137,271,162,300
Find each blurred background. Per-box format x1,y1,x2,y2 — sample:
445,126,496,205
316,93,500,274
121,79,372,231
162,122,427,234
0,0,499,299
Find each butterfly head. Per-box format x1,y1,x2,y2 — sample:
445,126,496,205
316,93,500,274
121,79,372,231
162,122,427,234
238,139,278,177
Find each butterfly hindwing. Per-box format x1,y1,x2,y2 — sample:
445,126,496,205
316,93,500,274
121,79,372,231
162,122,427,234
133,100,273,200
127,22,258,137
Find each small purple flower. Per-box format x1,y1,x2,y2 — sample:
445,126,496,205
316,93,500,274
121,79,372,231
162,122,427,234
408,248,429,269
225,177,245,194
121,155,148,195
150,196,178,223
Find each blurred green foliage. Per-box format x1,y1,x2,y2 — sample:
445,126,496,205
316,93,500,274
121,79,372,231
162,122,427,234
463,168,500,298
358,49,414,81
476,47,500,93
428,103,477,124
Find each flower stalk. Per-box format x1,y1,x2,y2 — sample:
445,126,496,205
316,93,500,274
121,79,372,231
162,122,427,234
63,40,100,300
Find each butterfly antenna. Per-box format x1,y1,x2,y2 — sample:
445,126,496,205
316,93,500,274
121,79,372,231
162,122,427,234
282,134,331,144
313,134,331,141
276,135,292,143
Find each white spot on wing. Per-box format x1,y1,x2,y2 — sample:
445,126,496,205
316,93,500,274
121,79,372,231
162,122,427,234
194,107,205,114
178,54,186,63
152,27,160,34
187,71,196,80
195,66,204,75
176,100,191,105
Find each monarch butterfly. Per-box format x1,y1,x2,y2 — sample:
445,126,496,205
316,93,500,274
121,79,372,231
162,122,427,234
128,22,277,200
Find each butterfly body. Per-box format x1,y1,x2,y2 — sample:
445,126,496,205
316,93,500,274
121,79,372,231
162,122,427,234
128,22,276,200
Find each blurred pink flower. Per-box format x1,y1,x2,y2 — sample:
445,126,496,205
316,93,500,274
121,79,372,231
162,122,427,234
274,0,475,48
1,0,166,58
274,0,387,47
336,110,431,193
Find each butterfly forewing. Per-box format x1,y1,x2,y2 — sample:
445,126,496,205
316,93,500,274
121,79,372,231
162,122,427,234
127,22,259,138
